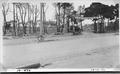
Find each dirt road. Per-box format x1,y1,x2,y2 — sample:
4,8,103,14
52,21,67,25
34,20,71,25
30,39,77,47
2,33,119,69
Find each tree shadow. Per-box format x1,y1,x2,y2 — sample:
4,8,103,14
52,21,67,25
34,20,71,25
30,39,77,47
16,63,52,69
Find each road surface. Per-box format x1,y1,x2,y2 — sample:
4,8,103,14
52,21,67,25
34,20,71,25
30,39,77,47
2,33,119,69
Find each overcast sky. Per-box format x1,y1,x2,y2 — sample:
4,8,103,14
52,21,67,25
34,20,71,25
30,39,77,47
0,0,119,25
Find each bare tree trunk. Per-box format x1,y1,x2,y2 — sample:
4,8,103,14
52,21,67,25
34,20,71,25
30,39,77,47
107,18,110,32
62,8,65,33
57,5,61,32
43,4,45,34
34,5,37,33
102,19,105,32
15,4,19,36
43,7,48,34
3,12,7,35
67,17,70,32
80,21,83,31
13,3,16,36
28,4,31,35
94,20,97,33
34,15,37,33
2,3,9,35
23,6,27,35
99,17,104,33
23,24,26,34
38,3,44,41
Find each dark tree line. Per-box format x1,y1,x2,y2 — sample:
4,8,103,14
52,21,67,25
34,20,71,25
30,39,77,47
84,3,119,33
2,2,118,37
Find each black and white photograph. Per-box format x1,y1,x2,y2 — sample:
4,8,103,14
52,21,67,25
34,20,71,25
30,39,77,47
0,0,119,71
